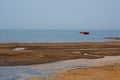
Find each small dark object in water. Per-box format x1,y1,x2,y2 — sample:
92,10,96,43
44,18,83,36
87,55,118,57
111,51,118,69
80,32,90,35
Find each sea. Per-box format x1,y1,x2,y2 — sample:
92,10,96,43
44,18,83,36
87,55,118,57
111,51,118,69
0,30,120,43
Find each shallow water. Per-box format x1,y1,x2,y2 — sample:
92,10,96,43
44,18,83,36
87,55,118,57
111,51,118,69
0,56,120,80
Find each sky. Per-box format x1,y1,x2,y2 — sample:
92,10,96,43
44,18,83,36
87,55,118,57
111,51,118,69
0,0,120,30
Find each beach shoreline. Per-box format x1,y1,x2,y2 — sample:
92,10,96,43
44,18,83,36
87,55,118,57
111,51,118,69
26,55,120,80
49,63,120,80
0,42,120,66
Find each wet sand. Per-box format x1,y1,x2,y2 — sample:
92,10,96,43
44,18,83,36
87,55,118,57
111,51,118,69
0,42,120,66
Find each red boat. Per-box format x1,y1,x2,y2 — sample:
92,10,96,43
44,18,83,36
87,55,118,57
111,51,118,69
80,32,89,35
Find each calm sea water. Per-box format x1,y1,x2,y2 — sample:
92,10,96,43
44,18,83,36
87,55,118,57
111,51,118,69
0,30,120,43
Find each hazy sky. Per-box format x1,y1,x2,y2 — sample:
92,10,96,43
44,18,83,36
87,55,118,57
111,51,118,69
0,0,120,30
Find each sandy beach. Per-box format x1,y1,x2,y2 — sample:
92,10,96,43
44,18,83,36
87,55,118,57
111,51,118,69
26,55,120,80
49,64,120,80
0,42,120,66
0,42,120,80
